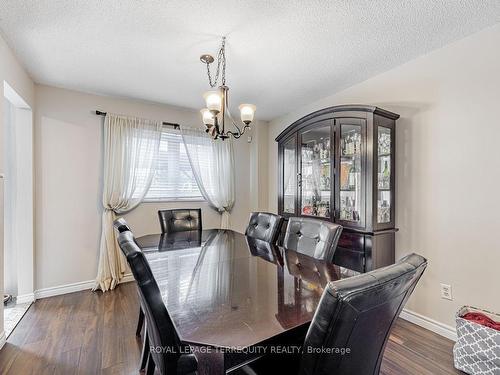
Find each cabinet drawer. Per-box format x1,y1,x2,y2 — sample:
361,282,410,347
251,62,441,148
333,247,364,272
338,232,365,253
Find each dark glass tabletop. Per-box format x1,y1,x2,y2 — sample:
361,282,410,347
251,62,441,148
135,229,357,349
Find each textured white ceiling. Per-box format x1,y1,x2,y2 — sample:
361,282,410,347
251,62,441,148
1,1,500,120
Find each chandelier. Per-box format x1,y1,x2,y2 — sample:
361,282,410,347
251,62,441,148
199,37,256,140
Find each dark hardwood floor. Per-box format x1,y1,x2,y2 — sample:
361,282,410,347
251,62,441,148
0,282,462,375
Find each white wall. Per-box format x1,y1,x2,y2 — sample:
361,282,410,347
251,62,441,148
267,24,500,328
250,119,269,211
0,34,35,345
34,85,261,291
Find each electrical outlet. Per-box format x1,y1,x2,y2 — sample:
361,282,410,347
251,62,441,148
440,283,453,300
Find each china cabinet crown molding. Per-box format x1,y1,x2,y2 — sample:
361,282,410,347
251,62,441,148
275,104,400,143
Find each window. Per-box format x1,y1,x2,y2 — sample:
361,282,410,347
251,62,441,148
142,129,203,201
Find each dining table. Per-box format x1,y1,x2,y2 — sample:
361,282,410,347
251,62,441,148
135,229,358,374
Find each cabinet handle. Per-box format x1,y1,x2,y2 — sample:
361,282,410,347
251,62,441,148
297,173,302,187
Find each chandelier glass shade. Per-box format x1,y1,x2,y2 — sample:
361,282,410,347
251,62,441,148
199,37,256,140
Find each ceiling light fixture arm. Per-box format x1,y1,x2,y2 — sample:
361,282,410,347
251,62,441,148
223,88,242,134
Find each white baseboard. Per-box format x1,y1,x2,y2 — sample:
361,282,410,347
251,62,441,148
400,308,457,341
34,273,134,300
0,331,6,350
16,293,35,304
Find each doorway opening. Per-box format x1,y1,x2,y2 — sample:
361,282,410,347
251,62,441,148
3,81,34,338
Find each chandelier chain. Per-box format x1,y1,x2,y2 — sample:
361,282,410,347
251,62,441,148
205,37,226,87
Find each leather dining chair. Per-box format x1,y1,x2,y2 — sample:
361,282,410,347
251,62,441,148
113,217,130,233
282,217,342,263
245,212,283,243
239,253,428,375
113,218,144,336
158,208,202,234
113,218,149,372
117,230,198,375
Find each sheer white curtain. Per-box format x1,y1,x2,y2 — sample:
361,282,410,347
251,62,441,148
94,114,162,292
181,127,235,229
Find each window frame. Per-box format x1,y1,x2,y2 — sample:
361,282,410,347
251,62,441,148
140,128,206,203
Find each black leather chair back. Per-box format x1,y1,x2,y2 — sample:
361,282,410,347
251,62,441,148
299,253,427,375
283,217,342,262
245,212,283,243
113,217,130,233
158,209,202,234
117,230,197,374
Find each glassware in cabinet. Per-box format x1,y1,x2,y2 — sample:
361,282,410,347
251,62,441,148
377,126,392,223
339,124,363,223
300,126,331,218
282,137,297,214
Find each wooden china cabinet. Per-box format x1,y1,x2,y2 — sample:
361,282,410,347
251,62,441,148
276,105,399,272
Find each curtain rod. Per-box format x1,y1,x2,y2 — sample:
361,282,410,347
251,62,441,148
95,110,180,129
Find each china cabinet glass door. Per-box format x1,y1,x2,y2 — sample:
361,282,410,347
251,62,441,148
282,136,297,214
338,121,364,226
377,126,392,224
299,125,332,218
